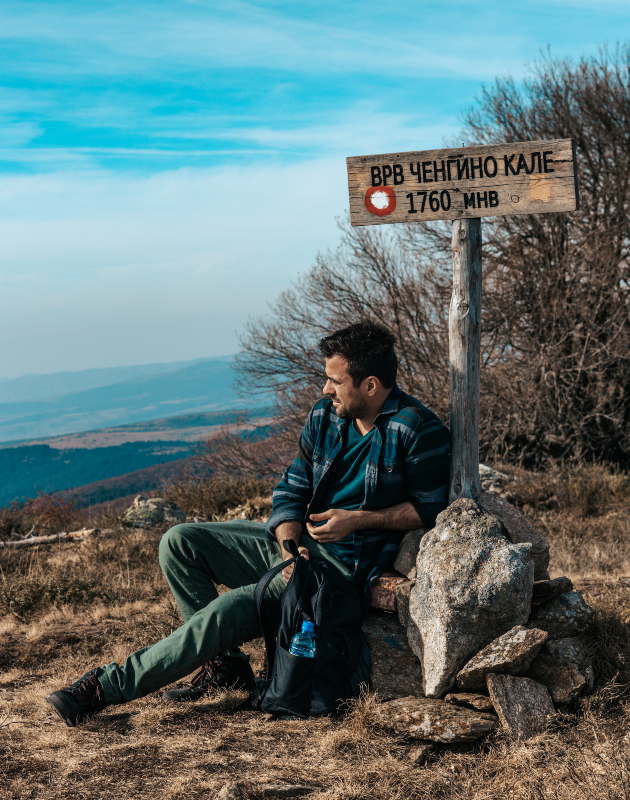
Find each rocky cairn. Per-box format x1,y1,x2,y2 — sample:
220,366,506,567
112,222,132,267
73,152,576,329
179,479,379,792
371,466,594,742
408,499,535,698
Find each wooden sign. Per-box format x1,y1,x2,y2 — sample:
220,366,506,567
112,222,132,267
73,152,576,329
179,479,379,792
346,138,579,226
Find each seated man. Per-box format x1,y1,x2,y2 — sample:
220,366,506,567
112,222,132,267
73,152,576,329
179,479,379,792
45,320,451,726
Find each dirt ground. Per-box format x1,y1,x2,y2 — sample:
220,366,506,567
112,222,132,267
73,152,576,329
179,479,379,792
1,467,630,799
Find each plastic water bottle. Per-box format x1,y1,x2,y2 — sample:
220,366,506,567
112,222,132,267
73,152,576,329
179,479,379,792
289,621,317,658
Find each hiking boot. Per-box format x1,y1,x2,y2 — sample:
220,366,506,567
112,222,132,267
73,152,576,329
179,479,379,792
162,653,255,701
46,669,106,727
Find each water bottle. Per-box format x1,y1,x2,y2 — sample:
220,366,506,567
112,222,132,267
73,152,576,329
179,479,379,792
289,621,317,658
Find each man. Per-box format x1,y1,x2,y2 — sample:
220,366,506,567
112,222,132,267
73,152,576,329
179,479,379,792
45,321,450,726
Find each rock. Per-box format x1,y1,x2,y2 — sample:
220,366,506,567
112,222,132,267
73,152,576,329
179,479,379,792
215,781,256,800
124,496,186,528
527,654,587,704
409,499,534,698
479,491,550,580
408,742,434,765
456,626,548,691
532,577,573,606
362,611,423,698
396,580,414,629
393,529,427,579
370,570,407,612
444,693,495,712
486,674,554,740
544,637,594,692
527,591,594,639
376,696,497,743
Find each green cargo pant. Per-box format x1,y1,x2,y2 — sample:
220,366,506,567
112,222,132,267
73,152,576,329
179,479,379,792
97,520,351,706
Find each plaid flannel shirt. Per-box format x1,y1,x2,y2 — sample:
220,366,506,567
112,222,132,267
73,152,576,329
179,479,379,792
266,384,451,603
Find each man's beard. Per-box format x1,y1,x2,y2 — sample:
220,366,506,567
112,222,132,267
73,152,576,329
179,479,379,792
334,397,369,420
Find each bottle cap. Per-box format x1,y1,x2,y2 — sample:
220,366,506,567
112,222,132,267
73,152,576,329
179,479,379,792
301,621,315,633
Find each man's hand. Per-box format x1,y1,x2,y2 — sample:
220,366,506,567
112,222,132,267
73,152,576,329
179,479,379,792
307,501,424,543
282,545,309,582
306,509,357,543
275,520,309,582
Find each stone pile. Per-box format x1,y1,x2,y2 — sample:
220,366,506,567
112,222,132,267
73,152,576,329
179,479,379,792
124,496,186,528
372,489,594,742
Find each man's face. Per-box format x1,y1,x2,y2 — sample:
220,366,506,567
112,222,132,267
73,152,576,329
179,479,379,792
323,356,369,420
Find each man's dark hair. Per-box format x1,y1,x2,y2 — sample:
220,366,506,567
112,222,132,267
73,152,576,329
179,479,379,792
319,320,398,388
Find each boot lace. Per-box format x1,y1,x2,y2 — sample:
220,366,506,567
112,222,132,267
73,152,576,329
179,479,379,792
189,655,229,690
69,670,105,714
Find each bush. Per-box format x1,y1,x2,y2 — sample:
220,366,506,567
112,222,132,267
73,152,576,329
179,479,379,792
163,477,273,519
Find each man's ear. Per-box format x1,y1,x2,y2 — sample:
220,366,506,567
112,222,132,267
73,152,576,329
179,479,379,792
365,376,381,396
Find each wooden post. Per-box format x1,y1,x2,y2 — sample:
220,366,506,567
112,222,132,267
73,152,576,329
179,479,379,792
449,217,482,503
346,139,578,505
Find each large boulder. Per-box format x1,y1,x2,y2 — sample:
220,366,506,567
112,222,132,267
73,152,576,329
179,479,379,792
375,696,497,743
124,496,186,528
486,673,554,740
526,590,593,639
456,626,548,691
409,499,535,698
479,491,550,580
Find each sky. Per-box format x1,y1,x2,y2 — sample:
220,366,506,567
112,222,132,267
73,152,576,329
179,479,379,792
1,0,629,378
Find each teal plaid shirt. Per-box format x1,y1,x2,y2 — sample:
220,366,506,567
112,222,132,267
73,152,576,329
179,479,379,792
266,385,451,602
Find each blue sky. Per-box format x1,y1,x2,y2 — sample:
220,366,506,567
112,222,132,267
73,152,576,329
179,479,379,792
1,0,629,377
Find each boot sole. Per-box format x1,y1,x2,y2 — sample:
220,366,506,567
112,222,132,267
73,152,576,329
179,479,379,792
46,691,80,727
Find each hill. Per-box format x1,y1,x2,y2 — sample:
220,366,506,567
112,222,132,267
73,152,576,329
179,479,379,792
0,356,232,404
0,411,272,507
0,441,194,507
0,358,265,442
59,457,196,509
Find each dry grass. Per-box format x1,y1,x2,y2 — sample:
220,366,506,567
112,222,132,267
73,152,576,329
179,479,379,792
163,478,273,521
499,463,630,580
1,467,630,799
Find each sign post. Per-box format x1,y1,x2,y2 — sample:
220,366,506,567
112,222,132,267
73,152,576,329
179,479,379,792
346,139,579,502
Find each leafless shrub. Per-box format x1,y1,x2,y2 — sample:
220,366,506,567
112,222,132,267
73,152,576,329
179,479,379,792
236,220,452,452
191,413,296,483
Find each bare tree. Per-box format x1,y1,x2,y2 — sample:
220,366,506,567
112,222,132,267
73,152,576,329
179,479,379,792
235,222,453,435
234,45,630,472
460,45,630,465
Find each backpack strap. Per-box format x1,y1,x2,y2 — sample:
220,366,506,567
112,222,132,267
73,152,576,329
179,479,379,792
253,540,309,677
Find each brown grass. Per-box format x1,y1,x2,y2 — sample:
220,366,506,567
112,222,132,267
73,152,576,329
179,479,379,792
499,463,630,580
1,467,630,799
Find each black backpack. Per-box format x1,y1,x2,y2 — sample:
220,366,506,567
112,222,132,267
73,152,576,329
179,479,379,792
247,540,371,719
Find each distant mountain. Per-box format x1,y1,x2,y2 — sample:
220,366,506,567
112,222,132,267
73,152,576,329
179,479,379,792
0,359,266,442
0,355,234,403
0,442,194,507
